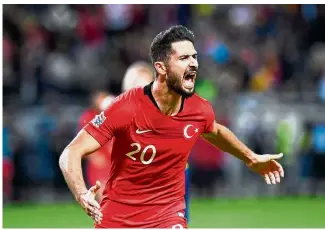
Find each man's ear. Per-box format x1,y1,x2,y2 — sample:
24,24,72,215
154,62,167,76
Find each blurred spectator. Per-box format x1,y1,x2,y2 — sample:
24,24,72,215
3,112,14,202
310,123,325,196
319,73,325,102
275,112,302,195
190,137,225,198
51,120,76,196
103,4,134,32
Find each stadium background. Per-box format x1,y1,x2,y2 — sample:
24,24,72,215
3,4,325,228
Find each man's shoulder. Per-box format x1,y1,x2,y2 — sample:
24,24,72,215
105,87,144,117
186,93,213,110
118,87,144,102
185,94,215,132
183,93,215,123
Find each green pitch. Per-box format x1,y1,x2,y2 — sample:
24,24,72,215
3,197,325,228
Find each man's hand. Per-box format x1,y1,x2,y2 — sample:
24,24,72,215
247,153,285,185
201,122,285,185
76,180,103,224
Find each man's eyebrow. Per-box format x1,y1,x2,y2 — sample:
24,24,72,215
178,52,198,57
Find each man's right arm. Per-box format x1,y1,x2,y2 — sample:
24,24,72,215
60,90,135,200
59,129,102,200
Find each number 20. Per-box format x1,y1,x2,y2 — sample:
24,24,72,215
126,143,157,165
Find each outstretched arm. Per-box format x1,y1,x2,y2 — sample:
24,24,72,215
202,121,284,184
202,121,258,165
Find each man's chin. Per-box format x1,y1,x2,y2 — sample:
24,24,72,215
180,87,195,98
167,83,195,98
183,86,194,92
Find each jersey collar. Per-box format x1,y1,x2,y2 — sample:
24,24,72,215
143,81,185,114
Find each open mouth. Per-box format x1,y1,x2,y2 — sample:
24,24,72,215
184,71,197,80
183,72,196,89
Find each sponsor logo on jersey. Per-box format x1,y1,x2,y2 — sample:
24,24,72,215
136,129,152,134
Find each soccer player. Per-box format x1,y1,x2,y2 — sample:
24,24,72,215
122,61,191,223
59,25,284,228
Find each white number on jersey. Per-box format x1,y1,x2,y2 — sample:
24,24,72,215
126,143,157,165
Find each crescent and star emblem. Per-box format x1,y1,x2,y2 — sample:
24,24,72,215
183,124,199,139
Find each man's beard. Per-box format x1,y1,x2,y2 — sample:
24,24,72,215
166,69,195,99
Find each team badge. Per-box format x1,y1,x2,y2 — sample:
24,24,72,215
91,112,106,128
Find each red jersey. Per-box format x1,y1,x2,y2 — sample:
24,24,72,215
84,83,215,227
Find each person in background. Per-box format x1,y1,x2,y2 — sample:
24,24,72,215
310,122,325,196
78,91,115,201
3,111,14,202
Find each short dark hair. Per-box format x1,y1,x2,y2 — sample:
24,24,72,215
150,25,195,64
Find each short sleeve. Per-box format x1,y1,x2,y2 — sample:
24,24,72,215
203,101,215,133
84,93,135,146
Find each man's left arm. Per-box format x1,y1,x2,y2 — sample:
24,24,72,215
202,121,284,185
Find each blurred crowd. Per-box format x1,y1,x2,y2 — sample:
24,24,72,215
3,4,325,203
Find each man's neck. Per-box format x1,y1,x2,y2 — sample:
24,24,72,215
151,79,183,116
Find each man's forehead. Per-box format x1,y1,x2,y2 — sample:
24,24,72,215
171,41,196,56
